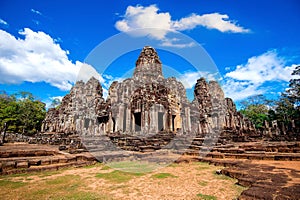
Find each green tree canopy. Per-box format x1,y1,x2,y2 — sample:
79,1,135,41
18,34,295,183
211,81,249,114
0,91,46,135
240,95,271,129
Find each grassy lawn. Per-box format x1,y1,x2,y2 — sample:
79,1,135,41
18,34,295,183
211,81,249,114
0,161,246,199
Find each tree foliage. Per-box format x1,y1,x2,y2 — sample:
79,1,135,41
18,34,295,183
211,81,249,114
286,65,300,106
0,91,46,135
50,97,61,109
240,66,300,131
240,95,271,129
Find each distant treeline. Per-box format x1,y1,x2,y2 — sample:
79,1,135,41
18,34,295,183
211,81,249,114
0,91,46,135
239,66,300,132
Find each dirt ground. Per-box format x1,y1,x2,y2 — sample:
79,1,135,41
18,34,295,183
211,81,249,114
0,161,245,200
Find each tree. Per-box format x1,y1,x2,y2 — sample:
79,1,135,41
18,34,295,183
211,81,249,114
17,92,46,135
0,92,19,132
273,66,300,130
240,104,269,129
240,95,272,129
286,65,300,106
50,98,61,108
0,91,46,136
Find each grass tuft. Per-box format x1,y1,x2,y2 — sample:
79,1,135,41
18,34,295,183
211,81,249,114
0,179,27,189
199,181,208,186
96,170,143,183
151,173,177,179
197,193,217,200
107,160,160,173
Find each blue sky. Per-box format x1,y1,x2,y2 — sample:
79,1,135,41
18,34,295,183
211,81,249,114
0,0,299,108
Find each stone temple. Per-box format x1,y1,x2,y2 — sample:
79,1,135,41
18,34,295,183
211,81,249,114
42,46,256,141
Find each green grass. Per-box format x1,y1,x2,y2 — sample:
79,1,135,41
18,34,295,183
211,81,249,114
0,168,63,179
194,162,211,170
1,172,33,178
107,160,161,173
83,162,103,169
101,165,111,170
194,162,210,166
0,160,246,200
46,175,80,185
38,170,61,177
19,174,107,200
51,191,108,200
96,170,144,183
168,163,179,167
233,184,247,195
197,193,217,200
26,187,108,200
151,173,177,179
199,181,208,186
0,179,27,189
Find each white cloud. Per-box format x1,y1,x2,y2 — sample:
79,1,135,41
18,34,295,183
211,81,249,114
223,50,299,101
178,71,217,89
172,13,249,33
44,96,64,109
50,96,64,101
225,51,293,83
77,63,104,83
160,38,195,48
115,4,250,40
0,28,92,90
115,5,172,40
222,79,264,101
101,75,125,99
0,18,8,26
31,8,42,15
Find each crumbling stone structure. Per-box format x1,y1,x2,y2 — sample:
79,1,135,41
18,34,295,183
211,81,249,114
42,46,256,140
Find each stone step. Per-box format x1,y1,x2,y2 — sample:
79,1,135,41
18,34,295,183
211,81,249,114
0,150,58,158
1,160,96,175
0,153,96,174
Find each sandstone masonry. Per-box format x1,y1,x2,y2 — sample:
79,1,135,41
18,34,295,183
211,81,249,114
42,46,256,141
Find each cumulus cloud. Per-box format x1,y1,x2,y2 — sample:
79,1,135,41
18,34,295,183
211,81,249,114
223,50,299,101
178,71,218,89
172,13,250,33
0,28,97,90
115,4,250,41
115,5,172,40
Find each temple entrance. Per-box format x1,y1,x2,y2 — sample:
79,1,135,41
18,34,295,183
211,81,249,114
134,112,141,132
97,116,109,124
158,112,164,131
112,117,116,132
84,118,89,129
172,115,176,132
123,109,126,131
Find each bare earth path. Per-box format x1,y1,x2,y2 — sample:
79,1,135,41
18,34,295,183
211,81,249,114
0,161,245,200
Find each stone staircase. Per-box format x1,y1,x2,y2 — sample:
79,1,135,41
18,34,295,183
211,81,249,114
0,143,96,175
186,141,300,161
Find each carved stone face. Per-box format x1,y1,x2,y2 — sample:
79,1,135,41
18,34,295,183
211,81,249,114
144,48,153,56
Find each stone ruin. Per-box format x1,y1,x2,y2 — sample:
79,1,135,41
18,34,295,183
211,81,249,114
41,46,257,144
3,46,300,199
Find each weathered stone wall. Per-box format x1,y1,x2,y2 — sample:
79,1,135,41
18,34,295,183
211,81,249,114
42,77,107,135
192,77,257,141
42,46,258,142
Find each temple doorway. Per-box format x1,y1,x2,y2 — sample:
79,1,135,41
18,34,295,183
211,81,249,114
158,112,164,131
134,112,141,131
